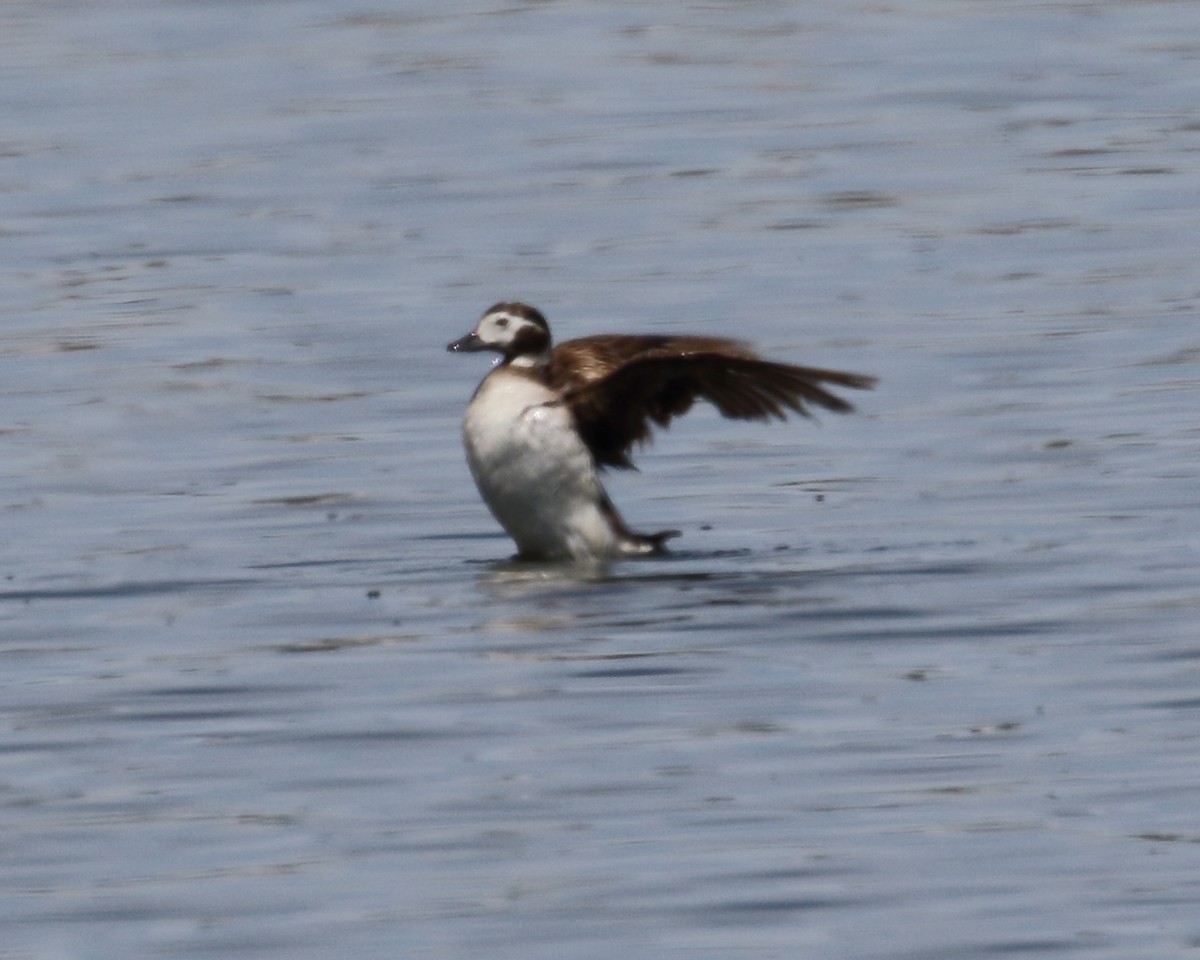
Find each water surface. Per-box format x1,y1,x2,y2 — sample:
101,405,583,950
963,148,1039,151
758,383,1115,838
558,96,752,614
3,2,1200,958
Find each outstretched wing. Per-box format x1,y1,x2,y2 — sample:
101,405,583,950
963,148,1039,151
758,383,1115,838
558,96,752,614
552,337,877,470
548,334,757,390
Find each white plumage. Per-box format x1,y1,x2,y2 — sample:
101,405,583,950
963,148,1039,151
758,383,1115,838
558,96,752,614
461,369,626,561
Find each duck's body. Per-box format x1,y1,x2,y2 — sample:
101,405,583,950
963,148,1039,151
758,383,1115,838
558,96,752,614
460,366,647,559
448,302,875,562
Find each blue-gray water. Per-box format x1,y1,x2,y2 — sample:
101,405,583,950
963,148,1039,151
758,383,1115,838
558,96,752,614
3,2,1199,958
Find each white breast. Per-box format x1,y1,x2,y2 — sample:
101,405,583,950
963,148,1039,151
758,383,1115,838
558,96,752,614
461,369,618,560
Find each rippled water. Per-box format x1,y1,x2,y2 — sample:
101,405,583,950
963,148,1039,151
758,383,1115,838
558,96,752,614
3,1,1200,958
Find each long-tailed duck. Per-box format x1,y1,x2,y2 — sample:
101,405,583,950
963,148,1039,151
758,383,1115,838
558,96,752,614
448,301,875,562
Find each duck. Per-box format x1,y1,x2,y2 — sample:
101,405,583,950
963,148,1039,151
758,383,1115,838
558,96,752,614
447,301,875,562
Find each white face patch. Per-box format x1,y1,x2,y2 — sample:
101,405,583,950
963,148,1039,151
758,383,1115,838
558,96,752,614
475,311,530,348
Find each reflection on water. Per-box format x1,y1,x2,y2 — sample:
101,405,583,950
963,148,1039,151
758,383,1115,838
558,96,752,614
4,1,1200,959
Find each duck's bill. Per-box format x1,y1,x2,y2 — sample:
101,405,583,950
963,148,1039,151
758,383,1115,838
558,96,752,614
447,332,486,352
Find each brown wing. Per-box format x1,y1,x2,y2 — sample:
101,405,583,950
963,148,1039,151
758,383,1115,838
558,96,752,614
548,334,757,391
556,340,877,470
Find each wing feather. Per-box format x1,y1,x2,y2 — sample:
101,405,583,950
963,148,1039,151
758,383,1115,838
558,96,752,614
551,337,876,470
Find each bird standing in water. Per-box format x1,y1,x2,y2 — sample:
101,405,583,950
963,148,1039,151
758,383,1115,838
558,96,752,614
448,301,875,562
